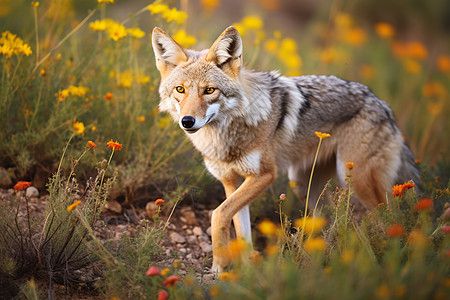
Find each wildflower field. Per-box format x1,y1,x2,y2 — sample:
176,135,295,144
0,0,449,299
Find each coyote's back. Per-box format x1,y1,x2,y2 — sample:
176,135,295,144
152,26,420,272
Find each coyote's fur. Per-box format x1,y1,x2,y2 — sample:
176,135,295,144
152,26,420,272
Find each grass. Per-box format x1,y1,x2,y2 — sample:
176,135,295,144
0,0,449,299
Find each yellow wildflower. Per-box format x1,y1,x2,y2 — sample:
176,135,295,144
335,13,353,29
73,121,85,135
0,30,32,58
31,2,39,7
160,268,170,276
258,219,278,236
147,3,169,15
218,271,238,282
67,85,89,97
98,0,114,3
158,116,171,129
67,200,82,211
57,89,69,102
294,217,327,235
264,39,278,54
137,116,145,123
89,20,108,31
172,30,197,48
375,22,395,38
127,27,145,39
403,59,421,74
315,131,331,139
242,15,263,30
108,22,127,41
289,180,297,188
118,70,133,87
232,23,246,36
304,237,326,252
228,239,247,259
162,7,187,24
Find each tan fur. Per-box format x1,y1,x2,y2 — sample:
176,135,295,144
152,26,420,273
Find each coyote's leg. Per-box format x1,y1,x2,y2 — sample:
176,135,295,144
221,177,252,242
211,172,275,273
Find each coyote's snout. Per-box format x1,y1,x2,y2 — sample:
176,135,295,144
152,26,420,273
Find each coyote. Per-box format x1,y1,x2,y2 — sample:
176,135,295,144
152,26,420,273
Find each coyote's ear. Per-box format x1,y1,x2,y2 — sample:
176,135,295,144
152,27,188,78
206,26,242,78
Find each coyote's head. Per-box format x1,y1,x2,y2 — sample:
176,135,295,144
152,26,244,134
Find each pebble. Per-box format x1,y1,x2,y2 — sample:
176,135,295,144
187,235,197,244
193,226,203,236
26,186,39,198
180,207,198,225
206,227,212,236
169,232,186,244
199,242,212,253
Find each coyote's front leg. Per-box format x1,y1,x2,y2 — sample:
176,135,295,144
210,172,275,273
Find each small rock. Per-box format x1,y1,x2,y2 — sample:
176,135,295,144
145,201,158,218
193,226,203,236
165,249,171,256
206,227,212,236
104,200,122,214
186,253,193,259
25,186,39,198
178,270,187,275
199,242,212,253
199,235,210,242
179,248,187,254
187,236,197,244
186,229,193,235
180,207,198,225
170,232,186,244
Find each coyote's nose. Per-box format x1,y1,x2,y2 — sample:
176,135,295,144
181,116,195,129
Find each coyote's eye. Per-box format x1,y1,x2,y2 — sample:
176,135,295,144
204,87,215,94
175,86,185,93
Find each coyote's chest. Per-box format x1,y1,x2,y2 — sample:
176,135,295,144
189,125,262,177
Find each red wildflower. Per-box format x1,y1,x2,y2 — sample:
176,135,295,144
163,275,181,288
442,226,450,234
386,224,404,238
415,197,433,211
107,139,123,151
155,199,165,206
145,266,160,276
14,181,31,191
87,141,97,149
158,290,169,300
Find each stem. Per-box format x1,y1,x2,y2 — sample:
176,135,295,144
57,133,75,179
33,5,39,65
66,148,88,188
99,148,115,193
345,180,351,228
33,8,97,73
304,137,323,219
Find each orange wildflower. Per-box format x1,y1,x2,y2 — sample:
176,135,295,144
107,139,123,151
163,275,181,288
392,182,416,198
346,162,354,170
67,200,82,211
386,223,404,238
87,141,96,149
375,22,395,38
436,55,450,73
155,199,165,205
415,197,433,211
14,181,31,191
104,92,113,100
